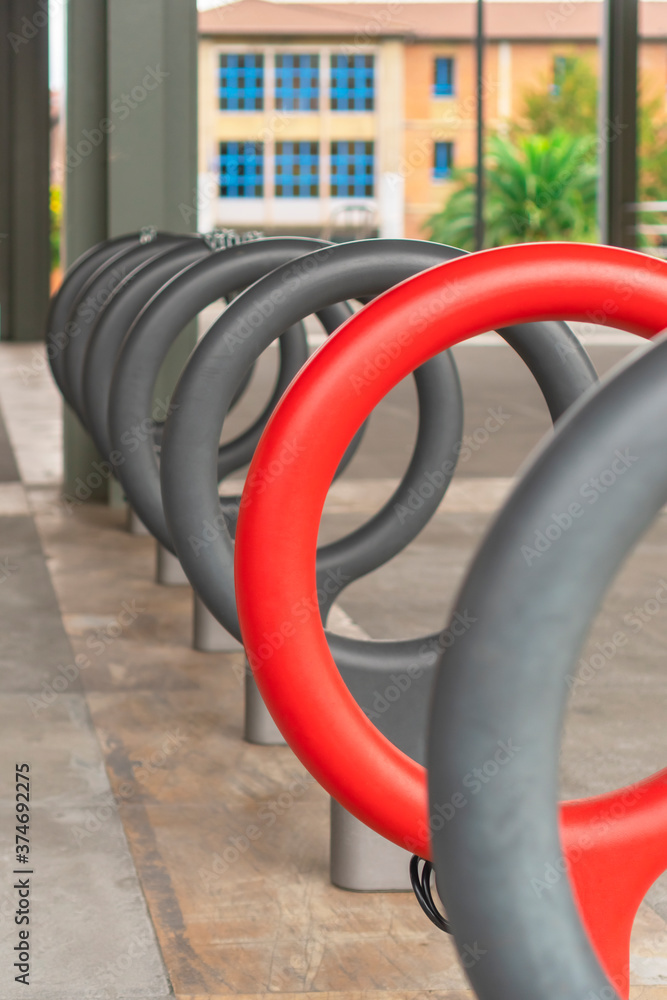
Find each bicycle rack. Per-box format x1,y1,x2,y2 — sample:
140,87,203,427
49,232,188,416
161,238,597,890
105,236,355,646
46,231,147,398
48,232,316,630
232,242,667,980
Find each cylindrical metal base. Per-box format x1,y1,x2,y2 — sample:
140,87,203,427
244,665,286,745
155,541,189,585
193,592,243,652
330,797,412,891
127,506,150,536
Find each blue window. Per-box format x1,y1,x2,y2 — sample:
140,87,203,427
219,142,264,197
219,54,264,111
275,142,319,197
330,141,374,197
551,55,569,95
275,54,319,111
330,55,374,111
434,57,454,97
434,141,453,179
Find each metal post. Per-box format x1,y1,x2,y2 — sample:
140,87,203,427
63,0,109,498
155,542,190,586
245,667,287,745
474,0,485,252
62,0,198,497
106,0,199,412
599,0,638,248
0,0,50,342
0,4,11,341
330,800,412,891
193,592,243,652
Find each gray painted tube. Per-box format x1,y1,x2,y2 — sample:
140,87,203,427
160,238,598,761
62,234,188,421
108,237,353,547
81,238,212,457
427,334,667,1000
81,238,311,486
46,233,141,400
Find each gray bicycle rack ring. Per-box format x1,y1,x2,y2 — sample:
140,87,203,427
46,231,144,397
65,234,205,425
49,234,304,501
160,236,599,765
427,332,667,1000
107,237,358,546
80,236,213,458
79,236,263,459
48,230,186,411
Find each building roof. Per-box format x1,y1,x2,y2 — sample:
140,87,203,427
199,0,667,41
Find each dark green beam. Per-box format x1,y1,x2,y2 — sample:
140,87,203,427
63,0,109,498
0,0,50,342
62,0,197,497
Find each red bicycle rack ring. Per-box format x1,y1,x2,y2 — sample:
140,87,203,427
234,242,667,996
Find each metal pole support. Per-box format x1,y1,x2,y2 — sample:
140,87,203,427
155,541,189,586
193,592,243,652
330,799,412,891
127,506,150,536
244,666,286,745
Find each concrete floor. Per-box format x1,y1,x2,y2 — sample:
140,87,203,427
0,333,664,999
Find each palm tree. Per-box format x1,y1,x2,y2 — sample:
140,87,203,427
425,131,598,250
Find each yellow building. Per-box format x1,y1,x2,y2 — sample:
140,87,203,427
198,0,667,240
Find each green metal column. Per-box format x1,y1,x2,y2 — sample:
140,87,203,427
106,0,198,417
0,0,50,342
0,4,11,339
63,0,109,497
63,0,198,499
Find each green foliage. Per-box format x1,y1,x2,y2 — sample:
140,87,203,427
518,55,598,138
425,131,598,250
639,94,667,202
426,52,667,250
50,185,62,272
